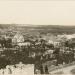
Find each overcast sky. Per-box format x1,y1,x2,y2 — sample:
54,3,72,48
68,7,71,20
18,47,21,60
0,1,75,25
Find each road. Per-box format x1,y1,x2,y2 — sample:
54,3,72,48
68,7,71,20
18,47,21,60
49,64,75,75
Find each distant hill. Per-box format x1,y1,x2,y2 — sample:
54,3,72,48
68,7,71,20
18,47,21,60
0,24,75,35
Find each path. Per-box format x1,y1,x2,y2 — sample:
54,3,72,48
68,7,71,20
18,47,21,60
49,64,75,75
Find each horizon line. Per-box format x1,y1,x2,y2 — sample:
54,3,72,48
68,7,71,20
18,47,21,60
0,24,75,26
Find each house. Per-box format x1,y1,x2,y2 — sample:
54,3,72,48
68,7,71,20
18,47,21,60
12,33,24,44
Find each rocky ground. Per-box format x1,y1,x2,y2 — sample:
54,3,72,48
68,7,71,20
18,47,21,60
0,63,34,75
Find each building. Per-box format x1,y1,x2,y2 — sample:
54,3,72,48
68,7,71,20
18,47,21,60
12,33,24,44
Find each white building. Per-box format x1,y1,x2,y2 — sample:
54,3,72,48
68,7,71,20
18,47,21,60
12,33,24,44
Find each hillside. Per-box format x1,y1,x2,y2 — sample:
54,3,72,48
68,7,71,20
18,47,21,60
0,24,75,35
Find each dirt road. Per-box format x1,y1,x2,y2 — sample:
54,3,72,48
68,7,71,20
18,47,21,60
50,64,75,75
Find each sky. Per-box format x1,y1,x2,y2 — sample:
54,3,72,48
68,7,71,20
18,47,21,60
0,0,75,25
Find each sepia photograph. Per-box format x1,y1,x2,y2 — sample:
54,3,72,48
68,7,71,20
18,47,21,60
0,0,75,75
